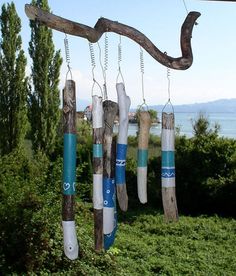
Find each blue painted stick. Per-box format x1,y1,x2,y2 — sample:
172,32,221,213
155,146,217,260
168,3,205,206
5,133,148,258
116,83,130,211
62,80,79,260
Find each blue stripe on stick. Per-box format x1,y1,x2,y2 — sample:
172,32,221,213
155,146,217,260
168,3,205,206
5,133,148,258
162,151,175,167
93,144,103,158
104,180,117,250
137,149,148,167
116,144,127,185
63,134,77,195
161,168,175,178
103,177,115,208
116,143,127,159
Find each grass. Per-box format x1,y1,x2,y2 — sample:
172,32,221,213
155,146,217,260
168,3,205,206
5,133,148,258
115,210,236,275
72,203,236,276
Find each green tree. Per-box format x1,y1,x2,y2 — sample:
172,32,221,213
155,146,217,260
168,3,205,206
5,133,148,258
28,0,62,156
191,112,220,137
0,2,28,155
148,109,158,123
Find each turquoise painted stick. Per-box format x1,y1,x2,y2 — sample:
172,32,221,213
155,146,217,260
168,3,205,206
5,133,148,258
62,80,79,260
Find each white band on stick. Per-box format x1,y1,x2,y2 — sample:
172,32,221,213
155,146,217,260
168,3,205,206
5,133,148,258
103,207,115,234
162,177,176,188
93,174,103,209
137,167,147,203
92,95,103,129
62,221,79,260
116,83,131,145
161,129,175,151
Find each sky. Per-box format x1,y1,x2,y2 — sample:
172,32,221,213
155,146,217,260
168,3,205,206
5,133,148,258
8,0,236,108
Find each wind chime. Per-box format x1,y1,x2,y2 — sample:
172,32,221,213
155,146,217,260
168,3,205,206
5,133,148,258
25,3,200,260
61,34,79,260
161,62,178,222
137,46,151,204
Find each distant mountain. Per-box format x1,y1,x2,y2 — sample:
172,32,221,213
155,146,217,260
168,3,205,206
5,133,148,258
77,98,236,113
147,98,236,113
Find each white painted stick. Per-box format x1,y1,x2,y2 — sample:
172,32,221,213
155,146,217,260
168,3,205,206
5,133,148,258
117,83,131,145
103,208,115,234
93,174,103,209
62,221,79,260
92,95,103,129
137,167,147,203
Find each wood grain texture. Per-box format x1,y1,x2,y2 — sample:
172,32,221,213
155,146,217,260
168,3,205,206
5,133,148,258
162,187,178,222
138,111,151,149
103,100,118,178
116,183,128,211
63,80,76,134
162,112,174,130
94,209,103,251
62,195,75,221
25,4,200,70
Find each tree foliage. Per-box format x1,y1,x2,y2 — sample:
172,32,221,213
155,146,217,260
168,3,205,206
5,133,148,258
0,2,28,155
28,0,62,156
191,112,220,137
0,114,236,274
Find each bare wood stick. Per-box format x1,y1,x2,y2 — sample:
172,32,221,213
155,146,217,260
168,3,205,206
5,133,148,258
25,4,200,70
161,112,178,222
116,83,130,211
103,100,118,243
62,80,79,260
137,111,151,204
92,95,104,251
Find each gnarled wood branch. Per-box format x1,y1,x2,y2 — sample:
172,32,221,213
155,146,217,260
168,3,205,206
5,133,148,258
25,4,200,70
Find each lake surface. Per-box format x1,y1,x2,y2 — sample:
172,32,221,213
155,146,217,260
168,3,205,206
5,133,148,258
114,112,236,138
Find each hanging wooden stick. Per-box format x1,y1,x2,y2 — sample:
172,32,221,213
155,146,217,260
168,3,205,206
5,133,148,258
62,80,79,260
92,95,104,251
161,112,178,222
25,4,200,70
104,136,118,250
137,111,151,204
116,83,130,211
103,100,118,249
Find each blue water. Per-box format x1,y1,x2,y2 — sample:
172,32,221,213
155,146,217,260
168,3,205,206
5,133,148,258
114,113,236,139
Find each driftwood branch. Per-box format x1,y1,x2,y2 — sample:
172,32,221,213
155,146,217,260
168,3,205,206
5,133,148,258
25,4,200,70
